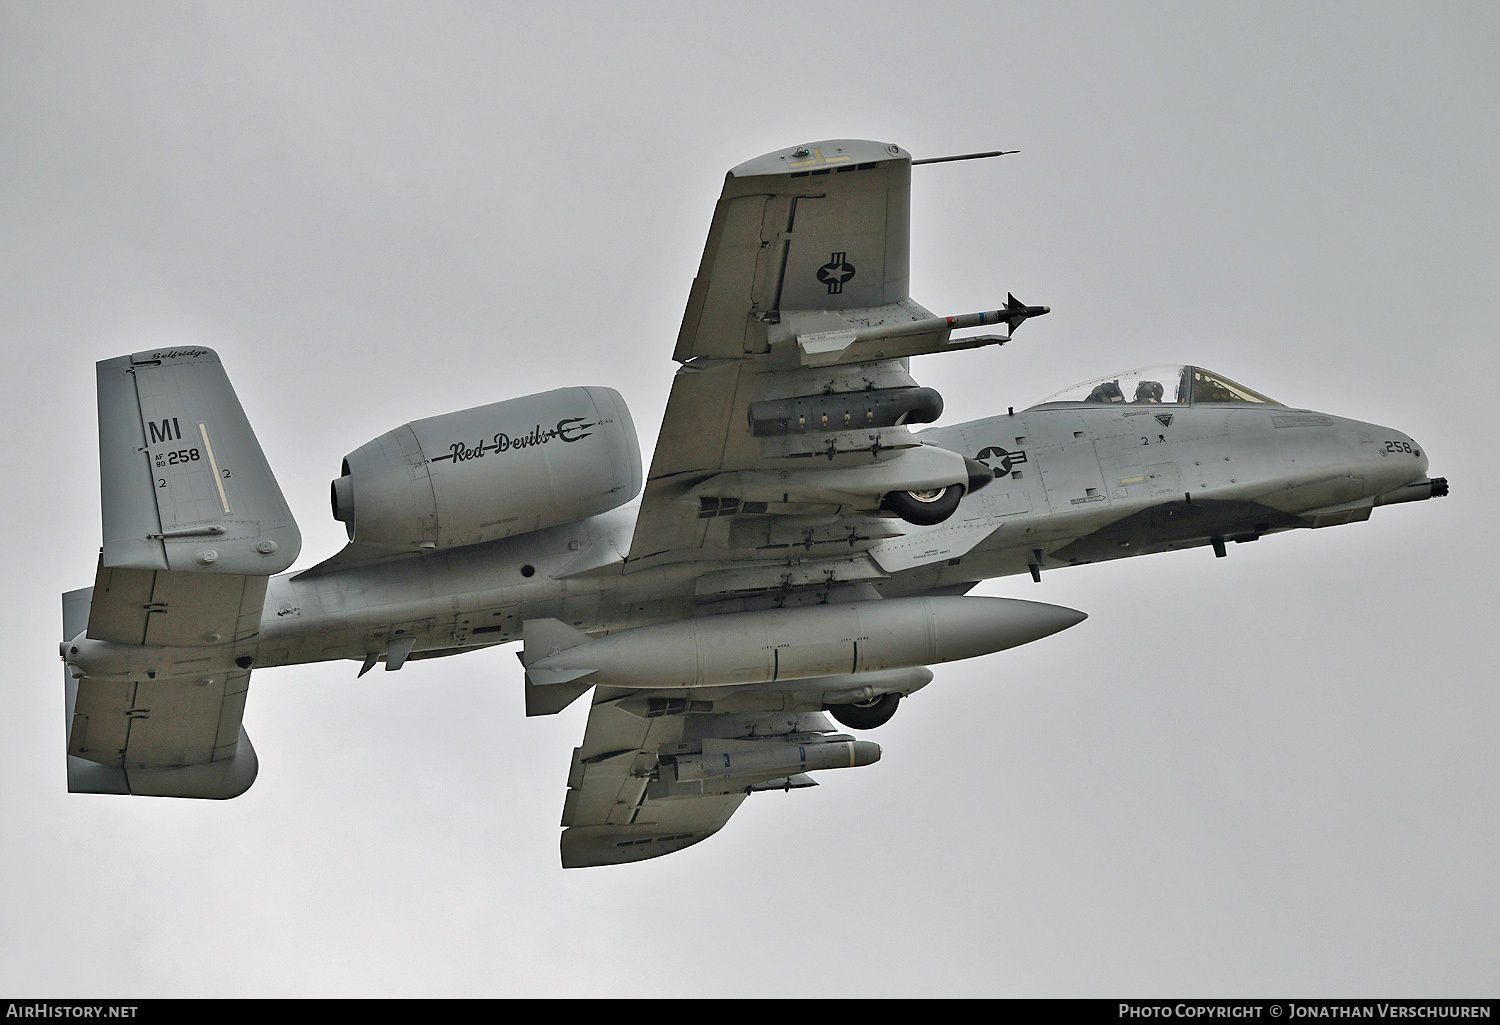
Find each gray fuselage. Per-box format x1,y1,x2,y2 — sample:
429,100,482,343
250,399,1430,674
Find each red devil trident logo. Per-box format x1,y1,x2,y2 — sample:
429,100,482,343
816,252,856,295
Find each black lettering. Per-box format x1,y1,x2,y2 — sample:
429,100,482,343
148,419,176,444
440,416,598,463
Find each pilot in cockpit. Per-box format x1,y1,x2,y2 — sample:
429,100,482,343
1086,380,1126,403
1133,381,1164,403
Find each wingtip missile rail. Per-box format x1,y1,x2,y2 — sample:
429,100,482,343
786,295,1052,368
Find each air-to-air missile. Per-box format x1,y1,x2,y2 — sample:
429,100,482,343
670,735,883,785
520,595,1087,691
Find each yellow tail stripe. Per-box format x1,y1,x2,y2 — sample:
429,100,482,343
199,423,232,514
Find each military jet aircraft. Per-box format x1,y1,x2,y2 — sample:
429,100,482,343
59,139,1447,868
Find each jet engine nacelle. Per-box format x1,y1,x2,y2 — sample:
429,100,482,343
331,387,642,552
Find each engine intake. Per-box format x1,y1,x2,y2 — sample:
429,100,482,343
331,387,641,552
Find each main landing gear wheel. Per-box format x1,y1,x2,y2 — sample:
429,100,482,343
882,484,964,525
828,692,901,730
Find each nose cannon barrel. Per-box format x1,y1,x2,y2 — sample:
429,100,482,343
1375,476,1450,506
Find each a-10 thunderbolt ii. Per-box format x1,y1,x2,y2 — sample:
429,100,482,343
59,139,1447,868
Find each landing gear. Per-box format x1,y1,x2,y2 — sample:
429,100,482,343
882,484,964,526
827,692,901,730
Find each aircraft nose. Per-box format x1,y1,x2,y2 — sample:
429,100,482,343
1390,431,1428,478
1362,424,1429,493
1366,427,1448,508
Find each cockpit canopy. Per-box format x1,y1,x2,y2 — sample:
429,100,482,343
1032,365,1280,408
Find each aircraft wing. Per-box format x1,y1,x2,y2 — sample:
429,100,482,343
559,686,854,868
623,139,1016,587
671,139,914,364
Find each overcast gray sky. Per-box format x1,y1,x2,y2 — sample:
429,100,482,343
3,1,1496,997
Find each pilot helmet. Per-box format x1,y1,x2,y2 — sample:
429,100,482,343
1134,380,1164,403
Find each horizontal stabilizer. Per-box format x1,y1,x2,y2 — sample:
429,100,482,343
66,728,258,800
86,557,267,646
97,348,299,576
62,586,258,799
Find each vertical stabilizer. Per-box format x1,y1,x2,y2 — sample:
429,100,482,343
97,348,299,576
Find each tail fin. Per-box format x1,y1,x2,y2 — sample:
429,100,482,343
89,348,299,649
97,348,299,577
